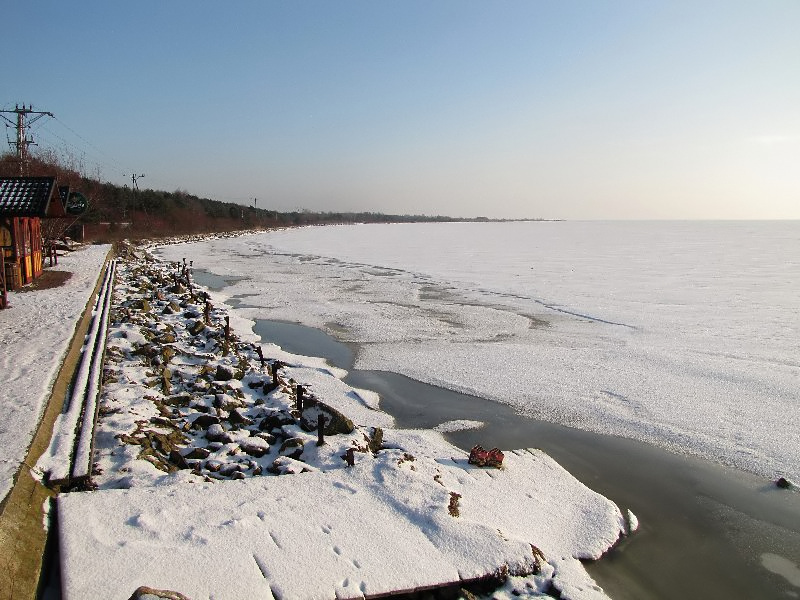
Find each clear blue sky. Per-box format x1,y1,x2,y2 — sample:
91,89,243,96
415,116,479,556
3,1,799,219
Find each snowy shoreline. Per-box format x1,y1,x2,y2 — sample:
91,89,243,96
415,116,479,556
54,245,632,600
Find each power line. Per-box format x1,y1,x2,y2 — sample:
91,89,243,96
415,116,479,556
36,125,126,181
50,115,128,175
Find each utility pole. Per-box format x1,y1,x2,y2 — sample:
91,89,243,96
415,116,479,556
0,104,54,175
130,173,145,190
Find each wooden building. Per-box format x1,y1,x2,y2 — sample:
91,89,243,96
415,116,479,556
0,177,62,297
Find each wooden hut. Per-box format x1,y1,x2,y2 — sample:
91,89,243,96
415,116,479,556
0,177,59,294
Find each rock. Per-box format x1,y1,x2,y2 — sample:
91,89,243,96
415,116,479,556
279,437,305,459
191,414,220,430
240,438,270,458
160,347,177,364
776,477,794,489
367,427,383,453
252,432,277,445
163,394,192,407
156,333,177,344
132,343,157,359
183,447,211,460
214,364,235,381
259,409,295,431
219,462,244,477
268,456,312,475
188,320,206,336
228,409,253,426
300,401,354,435
161,374,172,395
206,423,232,443
168,450,190,469
215,393,245,411
128,585,191,600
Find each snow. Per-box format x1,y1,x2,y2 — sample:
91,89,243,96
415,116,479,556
53,247,628,600
59,446,623,600
0,244,110,504
154,222,800,482
434,419,485,433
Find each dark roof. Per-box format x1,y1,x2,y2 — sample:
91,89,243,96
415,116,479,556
0,177,55,217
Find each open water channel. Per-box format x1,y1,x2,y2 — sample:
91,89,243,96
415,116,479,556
245,313,800,600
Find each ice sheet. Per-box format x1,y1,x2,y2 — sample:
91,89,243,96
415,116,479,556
156,222,799,481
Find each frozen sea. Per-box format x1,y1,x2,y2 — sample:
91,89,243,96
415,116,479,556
159,221,799,482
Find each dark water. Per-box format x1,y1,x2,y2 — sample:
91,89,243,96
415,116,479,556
252,317,800,600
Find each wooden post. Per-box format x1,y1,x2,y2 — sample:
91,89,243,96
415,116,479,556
223,315,231,356
204,299,212,324
271,362,280,387
0,249,6,309
316,414,326,446
255,346,265,369
296,385,304,412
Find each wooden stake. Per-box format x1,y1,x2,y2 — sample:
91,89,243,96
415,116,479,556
317,415,326,446
271,362,280,387
255,346,265,369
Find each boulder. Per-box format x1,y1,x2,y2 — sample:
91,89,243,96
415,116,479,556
300,401,354,435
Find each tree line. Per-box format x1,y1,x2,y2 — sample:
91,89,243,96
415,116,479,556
0,151,464,241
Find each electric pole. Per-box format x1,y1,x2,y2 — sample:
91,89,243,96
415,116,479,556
129,173,145,190
0,104,54,175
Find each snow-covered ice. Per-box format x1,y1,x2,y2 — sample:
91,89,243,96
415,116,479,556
155,221,799,481
0,244,110,504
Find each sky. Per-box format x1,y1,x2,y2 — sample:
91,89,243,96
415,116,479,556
2,1,799,219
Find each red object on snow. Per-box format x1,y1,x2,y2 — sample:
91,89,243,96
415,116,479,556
469,445,504,468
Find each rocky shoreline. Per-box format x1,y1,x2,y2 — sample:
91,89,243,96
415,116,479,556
94,244,387,489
